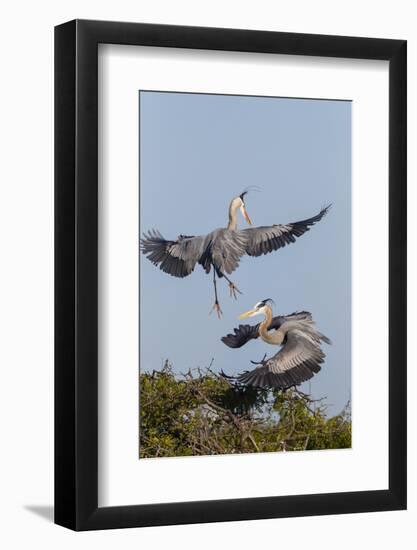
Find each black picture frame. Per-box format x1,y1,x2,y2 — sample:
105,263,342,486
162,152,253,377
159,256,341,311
55,19,407,531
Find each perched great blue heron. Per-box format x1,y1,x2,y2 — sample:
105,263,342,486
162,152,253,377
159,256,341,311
221,299,331,389
141,193,330,317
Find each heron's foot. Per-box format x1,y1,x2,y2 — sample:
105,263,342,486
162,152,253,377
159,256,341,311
210,301,223,319
228,282,242,300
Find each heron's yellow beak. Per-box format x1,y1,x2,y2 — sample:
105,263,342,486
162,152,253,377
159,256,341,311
238,308,257,320
240,205,252,226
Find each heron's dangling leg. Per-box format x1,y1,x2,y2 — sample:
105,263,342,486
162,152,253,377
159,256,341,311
209,269,223,319
221,273,242,300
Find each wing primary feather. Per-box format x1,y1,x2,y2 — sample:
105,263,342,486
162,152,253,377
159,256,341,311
232,317,331,389
244,205,331,257
140,230,207,278
221,311,312,349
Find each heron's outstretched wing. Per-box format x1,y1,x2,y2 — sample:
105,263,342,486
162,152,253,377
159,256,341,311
140,230,207,278
243,205,330,257
237,329,328,389
221,311,312,349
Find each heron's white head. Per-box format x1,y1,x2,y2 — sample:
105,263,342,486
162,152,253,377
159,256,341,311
238,299,275,320
229,191,252,226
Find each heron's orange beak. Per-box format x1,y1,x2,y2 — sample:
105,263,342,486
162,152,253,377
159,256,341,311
240,205,252,226
238,308,257,320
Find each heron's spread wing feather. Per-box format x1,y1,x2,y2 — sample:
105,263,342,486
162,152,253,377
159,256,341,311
235,319,331,389
141,228,248,278
140,230,206,278
141,205,329,278
243,205,330,257
237,332,326,389
221,311,312,349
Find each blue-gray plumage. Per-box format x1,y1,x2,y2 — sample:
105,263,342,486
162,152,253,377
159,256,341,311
140,193,330,316
222,299,332,389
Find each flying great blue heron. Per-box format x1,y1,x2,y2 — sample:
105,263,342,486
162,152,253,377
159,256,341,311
141,193,330,317
221,299,331,389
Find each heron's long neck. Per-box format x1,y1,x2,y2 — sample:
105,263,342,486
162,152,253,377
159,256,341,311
259,307,284,345
227,201,239,230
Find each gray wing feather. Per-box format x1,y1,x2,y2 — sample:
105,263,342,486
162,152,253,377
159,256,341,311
221,311,312,349
243,205,330,257
266,331,325,374
237,321,331,389
141,228,248,278
140,230,207,278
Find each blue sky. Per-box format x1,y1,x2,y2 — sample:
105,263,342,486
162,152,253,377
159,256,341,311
139,91,351,416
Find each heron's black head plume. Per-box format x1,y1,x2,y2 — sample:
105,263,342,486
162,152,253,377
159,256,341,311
239,185,261,203
257,298,275,308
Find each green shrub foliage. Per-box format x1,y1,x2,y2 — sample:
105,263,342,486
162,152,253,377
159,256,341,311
139,361,351,458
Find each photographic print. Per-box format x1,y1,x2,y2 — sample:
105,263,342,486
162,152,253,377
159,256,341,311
139,91,351,459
